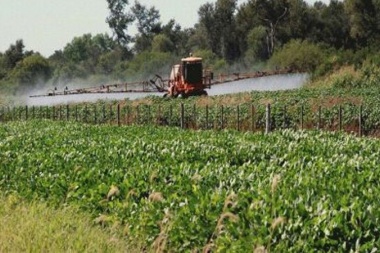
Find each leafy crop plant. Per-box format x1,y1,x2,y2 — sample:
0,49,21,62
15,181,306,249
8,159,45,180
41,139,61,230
0,120,379,252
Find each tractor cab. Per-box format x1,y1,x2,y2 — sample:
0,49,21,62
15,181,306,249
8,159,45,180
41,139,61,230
167,57,211,97
182,57,203,85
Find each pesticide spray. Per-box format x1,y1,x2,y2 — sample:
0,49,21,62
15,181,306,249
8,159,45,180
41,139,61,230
207,73,308,96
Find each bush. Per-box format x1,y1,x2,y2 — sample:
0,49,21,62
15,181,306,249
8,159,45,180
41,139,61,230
359,63,380,88
269,40,325,73
328,63,380,89
330,71,359,88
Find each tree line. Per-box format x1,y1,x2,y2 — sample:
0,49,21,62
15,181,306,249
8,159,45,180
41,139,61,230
0,0,379,94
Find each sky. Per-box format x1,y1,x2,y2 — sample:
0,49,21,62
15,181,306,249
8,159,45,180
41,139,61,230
0,0,329,57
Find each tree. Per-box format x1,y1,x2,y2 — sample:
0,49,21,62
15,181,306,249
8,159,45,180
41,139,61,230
303,1,351,49
186,25,209,54
285,0,310,40
151,34,174,53
245,26,267,63
92,33,118,53
51,33,118,84
198,0,239,62
132,1,161,35
160,20,190,56
131,1,162,53
3,40,29,70
63,34,93,64
96,47,123,74
198,3,220,56
235,2,259,55
235,0,290,60
106,0,135,50
321,0,350,48
255,0,289,57
10,54,52,87
214,0,239,62
345,0,379,47
63,33,116,64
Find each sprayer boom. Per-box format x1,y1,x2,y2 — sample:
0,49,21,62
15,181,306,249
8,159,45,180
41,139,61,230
29,56,294,98
30,76,167,98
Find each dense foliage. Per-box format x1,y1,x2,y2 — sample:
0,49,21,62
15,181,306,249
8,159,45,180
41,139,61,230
0,121,379,251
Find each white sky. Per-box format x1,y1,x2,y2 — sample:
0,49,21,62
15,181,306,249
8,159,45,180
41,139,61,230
0,0,329,57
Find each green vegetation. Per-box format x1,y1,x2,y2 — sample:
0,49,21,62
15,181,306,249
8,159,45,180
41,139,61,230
0,194,131,252
1,120,380,251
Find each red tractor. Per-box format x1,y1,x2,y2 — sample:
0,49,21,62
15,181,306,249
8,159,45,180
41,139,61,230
166,56,212,98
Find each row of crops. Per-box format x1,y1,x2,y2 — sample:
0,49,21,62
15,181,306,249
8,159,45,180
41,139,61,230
3,86,380,135
0,100,377,136
1,120,380,251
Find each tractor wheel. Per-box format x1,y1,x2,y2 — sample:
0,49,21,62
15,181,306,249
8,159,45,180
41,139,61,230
199,90,208,96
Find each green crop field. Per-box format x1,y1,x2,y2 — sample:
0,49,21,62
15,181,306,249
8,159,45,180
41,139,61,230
1,120,380,252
